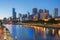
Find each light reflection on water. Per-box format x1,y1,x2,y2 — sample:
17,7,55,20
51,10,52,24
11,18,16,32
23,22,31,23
5,24,60,40
58,30,60,36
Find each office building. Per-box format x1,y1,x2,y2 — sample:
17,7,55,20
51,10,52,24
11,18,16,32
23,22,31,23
43,9,50,19
12,8,16,19
32,8,37,15
54,8,58,18
39,9,43,19
32,8,38,21
18,13,22,21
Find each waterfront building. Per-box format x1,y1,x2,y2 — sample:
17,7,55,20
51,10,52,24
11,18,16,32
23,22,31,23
32,8,38,21
3,17,7,24
27,12,30,20
55,16,60,21
39,9,43,19
18,13,22,21
33,15,38,21
54,8,58,18
32,8,37,15
12,8,17,23
22,14,28,21
28,15,33,20
43,9,50,19
12,8,16,20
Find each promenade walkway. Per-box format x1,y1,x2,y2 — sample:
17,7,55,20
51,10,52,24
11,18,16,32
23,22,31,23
0,27,13,40
21,23,60,29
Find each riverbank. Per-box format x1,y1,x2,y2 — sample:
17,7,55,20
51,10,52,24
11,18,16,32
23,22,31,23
0,27,13,40
6,30,13,40
3,29,13,40
21,23,60,29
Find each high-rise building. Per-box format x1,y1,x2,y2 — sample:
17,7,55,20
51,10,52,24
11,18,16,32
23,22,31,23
12,8,17,23
39,9,43,13
27,12,30,20
32,8,38,21
39,9,43,19
18,13,22,21
54,8,58,18
43,9,50,19
32,8,37,15
12,8,16,19
22,14,28,21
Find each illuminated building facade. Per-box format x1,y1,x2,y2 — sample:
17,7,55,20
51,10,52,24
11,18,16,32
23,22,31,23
43,9,50,19
32,8,38,21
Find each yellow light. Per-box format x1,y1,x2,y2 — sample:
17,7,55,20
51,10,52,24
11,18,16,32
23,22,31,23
58,23,60,26
33,16,38,21
58,30,60,36
43,18,50,21
44,28,45,32
55,18,60,20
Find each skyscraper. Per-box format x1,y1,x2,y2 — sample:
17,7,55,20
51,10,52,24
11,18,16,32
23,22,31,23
12,8,16,19
39,9,43,19
43,9,50,18
54,8,58,18
32,8,38,21
32,8,37,15
12,8,17,23
19,13,22,21
27,12,30,20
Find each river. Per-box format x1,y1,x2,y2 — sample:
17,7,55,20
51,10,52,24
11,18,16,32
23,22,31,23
4,24,60,40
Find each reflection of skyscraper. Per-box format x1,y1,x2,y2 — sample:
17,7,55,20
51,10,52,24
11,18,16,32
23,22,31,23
54,8,58,18
12,8,16,19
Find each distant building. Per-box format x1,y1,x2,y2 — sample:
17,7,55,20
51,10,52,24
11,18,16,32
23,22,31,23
12,8,17,23
33,15,38,21
8,17,13,21
28,15,33,20
27,12,30,20
22,14,28,21
39,9,43,19
3,17,7,24
54,16,60,21
18,13,22,21
32,8,38,21
12,8,16,20
32,8,37,15
43,9,50,19
54,8,58,18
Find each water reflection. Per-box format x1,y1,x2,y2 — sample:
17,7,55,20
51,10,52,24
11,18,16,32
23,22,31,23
58,30,60,36
12,25,34,40
5,24,60,40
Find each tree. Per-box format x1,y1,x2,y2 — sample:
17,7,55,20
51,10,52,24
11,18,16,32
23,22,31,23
47,18,56,24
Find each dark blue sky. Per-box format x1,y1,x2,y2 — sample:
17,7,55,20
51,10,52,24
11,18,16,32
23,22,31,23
0,0,60,19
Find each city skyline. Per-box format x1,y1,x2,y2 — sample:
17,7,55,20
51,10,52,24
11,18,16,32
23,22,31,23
0,0,60,19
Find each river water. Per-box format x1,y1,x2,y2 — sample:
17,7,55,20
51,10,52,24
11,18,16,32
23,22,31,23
5,24,60,40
